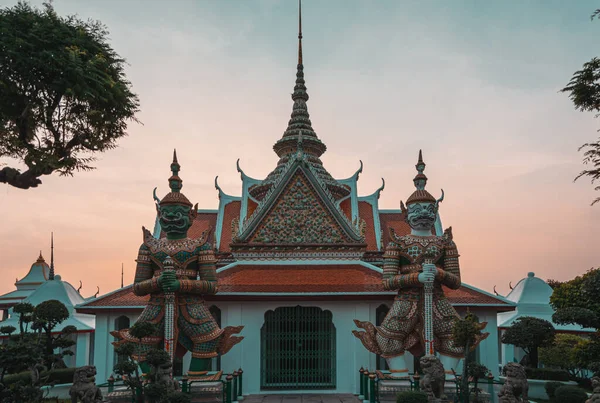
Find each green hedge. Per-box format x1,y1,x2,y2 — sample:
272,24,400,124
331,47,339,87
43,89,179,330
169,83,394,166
545,381,564,399
396,391,428,403
554,385,588,403
525,367,570,381
3,368,76,386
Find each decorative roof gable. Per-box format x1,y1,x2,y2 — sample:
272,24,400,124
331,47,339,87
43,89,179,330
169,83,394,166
233,157,365,249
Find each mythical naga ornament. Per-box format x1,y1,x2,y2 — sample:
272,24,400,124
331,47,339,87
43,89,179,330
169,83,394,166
353,150,488,379
113,151,243,377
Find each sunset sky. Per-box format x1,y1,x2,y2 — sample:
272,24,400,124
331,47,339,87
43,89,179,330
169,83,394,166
1,0,599,299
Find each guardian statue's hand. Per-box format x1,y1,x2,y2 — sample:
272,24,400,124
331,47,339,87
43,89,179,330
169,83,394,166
418,263,437,283
158,271,180,292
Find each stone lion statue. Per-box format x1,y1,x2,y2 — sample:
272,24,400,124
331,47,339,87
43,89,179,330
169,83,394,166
498,362,528,403
420,355,446,401
69,366,103,403
155,361,179,392
586,376,600,403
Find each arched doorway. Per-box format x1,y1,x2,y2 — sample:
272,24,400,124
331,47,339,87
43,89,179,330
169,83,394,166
261,306,336,390
113,316,130,367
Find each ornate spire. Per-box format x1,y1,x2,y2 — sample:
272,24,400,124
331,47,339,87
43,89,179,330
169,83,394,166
406,150,435,205
121,263,124,288
272,0,325,157
250,1,349,201
298,0,303,65
169,149,182,193
36,251,44,263
49,232,55,280
404,150,445,207
159,149,192,207
413,149,428,191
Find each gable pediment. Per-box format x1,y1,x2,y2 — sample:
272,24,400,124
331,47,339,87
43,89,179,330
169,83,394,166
233,163,364,247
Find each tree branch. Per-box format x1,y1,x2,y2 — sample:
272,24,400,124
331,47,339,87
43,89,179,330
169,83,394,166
0,166,43,189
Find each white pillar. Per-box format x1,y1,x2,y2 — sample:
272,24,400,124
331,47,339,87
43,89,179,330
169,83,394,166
94,314,113,383
76,332,91,367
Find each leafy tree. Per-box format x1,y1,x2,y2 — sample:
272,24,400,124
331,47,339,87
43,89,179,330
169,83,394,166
0,2,140,189
501,316,555,369
114,322,190,403
32,299,76,369
551,268,600,374
452,312,487,403
560,10,600,206
11,302,34,336
547,279,564,289
467,362,489,402
539,334,589,378
0,303,46,403
552,268,600,329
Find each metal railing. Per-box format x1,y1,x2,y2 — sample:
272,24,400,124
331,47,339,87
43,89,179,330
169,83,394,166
99,367,243,403
357,367,505,403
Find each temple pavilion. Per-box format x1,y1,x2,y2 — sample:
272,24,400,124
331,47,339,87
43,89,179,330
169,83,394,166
0,253,51,320
498,272,595,368
0,241,96,368
76,3,515,394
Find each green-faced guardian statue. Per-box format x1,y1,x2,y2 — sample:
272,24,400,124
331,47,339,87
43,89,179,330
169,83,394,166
112,151,243,378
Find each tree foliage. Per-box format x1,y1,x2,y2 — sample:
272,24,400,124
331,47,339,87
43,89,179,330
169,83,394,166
551,268,600,375
561,10,600,206
452,312,488,403
551,268,600,330
539,334,589,378
501,316,555,368
114,322,190,403
32,299,75,369
0,1,139,189
0,300,76,402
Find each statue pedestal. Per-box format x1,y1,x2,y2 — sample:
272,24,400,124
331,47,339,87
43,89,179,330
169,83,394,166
441,385,492,403
375,371,413,402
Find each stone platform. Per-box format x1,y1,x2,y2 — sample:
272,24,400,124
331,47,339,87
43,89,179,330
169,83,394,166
242,395,361,403
377,381,492,403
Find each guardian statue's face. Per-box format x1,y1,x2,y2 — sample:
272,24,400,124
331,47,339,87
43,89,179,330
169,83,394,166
407,202,436,231
159,204,192,237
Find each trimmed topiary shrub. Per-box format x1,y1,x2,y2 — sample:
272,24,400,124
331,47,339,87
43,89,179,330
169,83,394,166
554,385,589,403
47,368,77,384
545,381,564,399
525,367,570,381
2,367,76,387
396,390,428,403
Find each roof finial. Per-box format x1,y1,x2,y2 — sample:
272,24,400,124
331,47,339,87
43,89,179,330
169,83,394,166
413,150,428,191
168,149,183,193
49,232,55,280
121,263,124,288
298,0,303,65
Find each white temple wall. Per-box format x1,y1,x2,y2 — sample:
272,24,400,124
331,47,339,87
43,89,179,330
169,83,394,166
215,299,399,395
89,303,501,390
93,312,140,384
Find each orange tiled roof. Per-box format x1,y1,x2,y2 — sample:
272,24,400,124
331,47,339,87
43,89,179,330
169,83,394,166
218,265,382,293
380,212,411,246
358,201,378,251
218,201,241,252
339,198,352,221
78,265,509,309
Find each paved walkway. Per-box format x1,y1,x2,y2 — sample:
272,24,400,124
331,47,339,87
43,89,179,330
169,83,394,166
241,394,362,403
